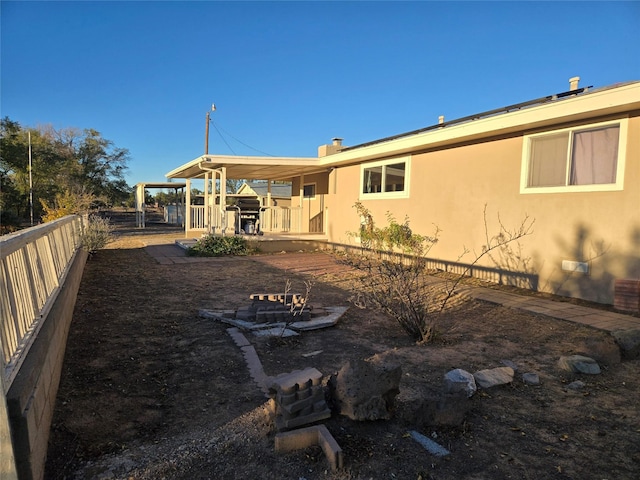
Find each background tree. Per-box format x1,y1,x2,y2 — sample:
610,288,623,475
0,117,132,226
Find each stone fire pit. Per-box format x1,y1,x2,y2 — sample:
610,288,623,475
199,293,348,337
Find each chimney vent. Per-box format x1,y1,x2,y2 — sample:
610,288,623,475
438,115,445,125
569,76,580,91
318,138,345,157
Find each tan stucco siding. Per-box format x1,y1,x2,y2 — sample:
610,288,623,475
326,115,639,304
292,173,330,233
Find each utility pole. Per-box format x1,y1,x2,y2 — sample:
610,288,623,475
204,103,216,154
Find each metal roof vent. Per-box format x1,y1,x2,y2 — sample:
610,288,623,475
569,76,580,91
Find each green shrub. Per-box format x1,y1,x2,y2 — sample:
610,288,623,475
187,234,254,257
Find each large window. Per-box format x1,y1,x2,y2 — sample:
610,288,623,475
361,157,410,198
521,120,627,193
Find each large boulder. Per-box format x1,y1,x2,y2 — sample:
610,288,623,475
611,329,640,360
557,355,601,374
328,356,401,421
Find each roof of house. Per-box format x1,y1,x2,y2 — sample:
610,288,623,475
166,80,640,181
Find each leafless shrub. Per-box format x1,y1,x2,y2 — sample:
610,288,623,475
344,203,534,344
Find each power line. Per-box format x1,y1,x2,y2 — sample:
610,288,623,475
211,120,275,157
211,121,236,155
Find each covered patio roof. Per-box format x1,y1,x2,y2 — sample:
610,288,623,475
135,181,186,190
165,154,327,181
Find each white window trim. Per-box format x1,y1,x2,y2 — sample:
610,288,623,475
359,156,411,199
520,118,627,194
303,183,316,199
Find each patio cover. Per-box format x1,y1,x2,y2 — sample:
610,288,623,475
165,154,326,181
135,182,186,228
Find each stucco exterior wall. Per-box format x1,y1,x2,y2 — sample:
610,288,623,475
325,113,639,305
292,173,330,233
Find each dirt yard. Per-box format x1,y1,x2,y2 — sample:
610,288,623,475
45,219,639,480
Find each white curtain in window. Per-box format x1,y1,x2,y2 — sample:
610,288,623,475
570,125,619,185
528,133,569,187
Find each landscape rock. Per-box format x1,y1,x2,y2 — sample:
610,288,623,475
579,336,621,365
443,369,477,398
409,430,450,457
501,359,518,371
611,329,640,360
328,357,401,421
557,355,601,374
522,373,540,385
473,367,514,389
566,380,586,390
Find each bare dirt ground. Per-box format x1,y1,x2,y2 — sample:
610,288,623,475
45,212,640,479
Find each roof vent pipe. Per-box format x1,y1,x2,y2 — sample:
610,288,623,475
438,115,445,125
569,76,580,91
332,137,343,147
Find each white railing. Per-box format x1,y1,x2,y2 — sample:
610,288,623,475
190,206,206,230
260,206,302,233
188,205,308,234
0,215,84,391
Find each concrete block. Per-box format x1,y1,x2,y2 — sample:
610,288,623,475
275,424,343,471
275,405,331,430
281,393,317,415
270,368,323,393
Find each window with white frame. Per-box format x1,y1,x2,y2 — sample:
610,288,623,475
361,157,410,198
521,119,627,193
303,183,316,198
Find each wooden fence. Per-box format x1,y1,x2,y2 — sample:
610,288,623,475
0,215,84,392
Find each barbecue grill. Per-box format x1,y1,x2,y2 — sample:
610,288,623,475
227,197,262,234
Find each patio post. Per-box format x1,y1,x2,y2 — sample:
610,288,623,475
220,166,227,234
185,178,191,237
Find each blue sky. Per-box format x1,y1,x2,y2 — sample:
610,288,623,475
2,1,639,187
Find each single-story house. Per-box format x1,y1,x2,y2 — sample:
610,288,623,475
166,77,640,305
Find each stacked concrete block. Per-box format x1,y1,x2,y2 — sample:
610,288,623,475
275,424,344,471
269,367,331,431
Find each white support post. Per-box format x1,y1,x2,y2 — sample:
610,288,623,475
220,167,227,234
203,171,210,232
185,178,191,237
299,174,304,208
135,183,146,228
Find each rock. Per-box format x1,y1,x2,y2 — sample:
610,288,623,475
611,329,640,360
328,358,401,421
522,373,540,385
409,430,450,457
579,337,621,365
557,355,601,374
443,369,477,398
501,359,518,371
566,380,585,390
473,367,514,389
